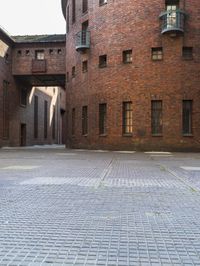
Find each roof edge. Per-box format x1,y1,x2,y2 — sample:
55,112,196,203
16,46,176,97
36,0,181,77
61,0,67,20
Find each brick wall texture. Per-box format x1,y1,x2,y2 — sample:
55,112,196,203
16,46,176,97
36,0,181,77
64,0,200,151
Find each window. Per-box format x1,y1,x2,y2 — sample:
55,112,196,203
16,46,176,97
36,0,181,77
182,100,192,135
165,0,179,29
122,102,133,135
82,60,88,73
123,50,132,64
82,106,88,135
99,0,107,6
44,101,48,139
52,105,56,140
99,55,107,68
82,0,88,13
152,47,163,61
67,5,69,33
35,50,44,60
72,108,75,135
3,81,9,139
17,50,22,56
57,49,62,55
72,66,76,78
26,50,30,56
72,0,76,23
151,100,163,135
99,103,107,135
34,95,38,139
49,49,53,55
182,47,193,60
20,88,27,107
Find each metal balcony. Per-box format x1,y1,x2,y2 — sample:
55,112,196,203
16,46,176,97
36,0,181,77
159,10,186,35
32,59,47,73
75,31,90,52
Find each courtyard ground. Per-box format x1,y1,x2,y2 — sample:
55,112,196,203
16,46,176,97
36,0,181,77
0,146,200,266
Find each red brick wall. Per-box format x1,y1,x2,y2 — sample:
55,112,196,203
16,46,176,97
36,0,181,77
64,0,200,151
12,43,66,76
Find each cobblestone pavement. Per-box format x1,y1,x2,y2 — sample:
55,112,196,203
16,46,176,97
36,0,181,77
0,147,200,266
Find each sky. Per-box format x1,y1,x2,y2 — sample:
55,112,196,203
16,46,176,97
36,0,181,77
0,0,66,36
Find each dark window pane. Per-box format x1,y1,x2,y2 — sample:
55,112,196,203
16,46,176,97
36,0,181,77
122,102,133,134
99,103,107,135
182,100,192,134
151,100,163,135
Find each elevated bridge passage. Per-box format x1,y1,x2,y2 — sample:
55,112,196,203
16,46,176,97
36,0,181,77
12,35,66,87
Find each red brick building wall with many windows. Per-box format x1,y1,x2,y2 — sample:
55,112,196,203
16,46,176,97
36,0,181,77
62,0,200,151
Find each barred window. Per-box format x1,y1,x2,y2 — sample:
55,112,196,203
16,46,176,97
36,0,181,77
182,47,193,60
152,48,163,61
44,101,48,139
99,103,107,135
72,108,75,135
3,81,9,139
123,50,132,63
122,102,133,134
182,100,192,135
34,95,38,139
82,106,88,135
151,100,163,135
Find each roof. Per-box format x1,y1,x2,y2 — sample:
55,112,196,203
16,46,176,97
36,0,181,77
12,34,66,43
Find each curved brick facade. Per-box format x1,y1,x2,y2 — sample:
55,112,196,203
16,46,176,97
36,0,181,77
63,0,200,151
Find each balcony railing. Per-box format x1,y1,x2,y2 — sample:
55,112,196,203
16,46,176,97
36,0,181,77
32,59,47,73
75,31,90,52
159,10,186,34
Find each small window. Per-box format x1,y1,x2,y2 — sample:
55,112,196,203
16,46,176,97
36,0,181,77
82,0,88,13
151,100,163,135
123,50,132,64
82,106,88,135
122,102,133,135
99,55,107,68
82,60,88,73
182,100,192,135
72,66,76,78
17,50,22,56
35,50,44,60
152,48,163,61
72,108,75,135
99,0,107,6
49,49,53,55
57,49,62,55
20,88,27,107
182,47,193,60
99,103,107,135
26,50,30,56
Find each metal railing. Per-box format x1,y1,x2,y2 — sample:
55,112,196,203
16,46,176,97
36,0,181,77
159,10,186,34
75,30,90,51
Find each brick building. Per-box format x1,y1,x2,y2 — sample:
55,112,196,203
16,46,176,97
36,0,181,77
0,28,66,147
62,0,200,151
